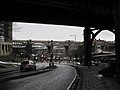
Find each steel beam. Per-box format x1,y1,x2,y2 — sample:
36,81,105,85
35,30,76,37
84,27,92,66
114,0,120,83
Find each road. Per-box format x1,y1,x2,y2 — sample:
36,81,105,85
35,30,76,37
36,62,49,70
0,64,77,90
0,62,49,79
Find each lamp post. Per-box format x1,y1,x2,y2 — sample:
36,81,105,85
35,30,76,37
70,35,76,42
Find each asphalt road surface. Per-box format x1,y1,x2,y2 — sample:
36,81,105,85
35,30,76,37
0,62,49,79
0,64,77,90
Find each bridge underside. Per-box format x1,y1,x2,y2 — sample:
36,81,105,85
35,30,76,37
1,0,114,29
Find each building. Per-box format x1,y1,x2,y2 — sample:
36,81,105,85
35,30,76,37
0,21,12,56
12,40,81,60
92,39,115,53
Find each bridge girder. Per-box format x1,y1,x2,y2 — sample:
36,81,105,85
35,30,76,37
1,0,114,29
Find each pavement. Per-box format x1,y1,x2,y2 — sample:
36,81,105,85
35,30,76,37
78,66,120,90
0,63,19,74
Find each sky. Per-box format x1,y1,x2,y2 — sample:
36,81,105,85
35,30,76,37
13,22,115,42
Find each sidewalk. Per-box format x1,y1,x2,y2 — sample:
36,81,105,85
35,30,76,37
79,66,120,90
0,67,19,74
0,63,19,74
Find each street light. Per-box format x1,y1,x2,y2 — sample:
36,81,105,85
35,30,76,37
70,35,76,42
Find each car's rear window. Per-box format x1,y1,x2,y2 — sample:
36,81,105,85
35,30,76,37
21,61,29,64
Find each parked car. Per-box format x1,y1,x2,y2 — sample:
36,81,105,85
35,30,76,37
20,60,36,71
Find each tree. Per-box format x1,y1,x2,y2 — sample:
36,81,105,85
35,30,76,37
25,39,32,59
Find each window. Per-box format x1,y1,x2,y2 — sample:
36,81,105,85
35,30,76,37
2,44,4,51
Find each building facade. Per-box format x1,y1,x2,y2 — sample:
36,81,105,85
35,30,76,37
0,21,12,56
92,39,115,53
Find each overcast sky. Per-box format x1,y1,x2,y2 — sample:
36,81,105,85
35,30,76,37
13,22,115,42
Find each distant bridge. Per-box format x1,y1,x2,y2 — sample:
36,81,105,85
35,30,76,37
92,51,116,62
13,40,81,47
13,40,82,57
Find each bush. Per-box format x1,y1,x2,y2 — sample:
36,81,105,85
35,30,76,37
0,55,13,62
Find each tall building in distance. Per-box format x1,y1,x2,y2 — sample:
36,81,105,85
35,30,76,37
0,21,12,55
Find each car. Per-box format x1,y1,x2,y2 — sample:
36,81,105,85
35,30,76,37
20,60,36,71
75,62,81,65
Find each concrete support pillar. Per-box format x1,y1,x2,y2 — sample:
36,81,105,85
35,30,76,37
115,0,120,83
65,46,69,56
84,27,92,66
50,40,53,53
64,40,70,57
